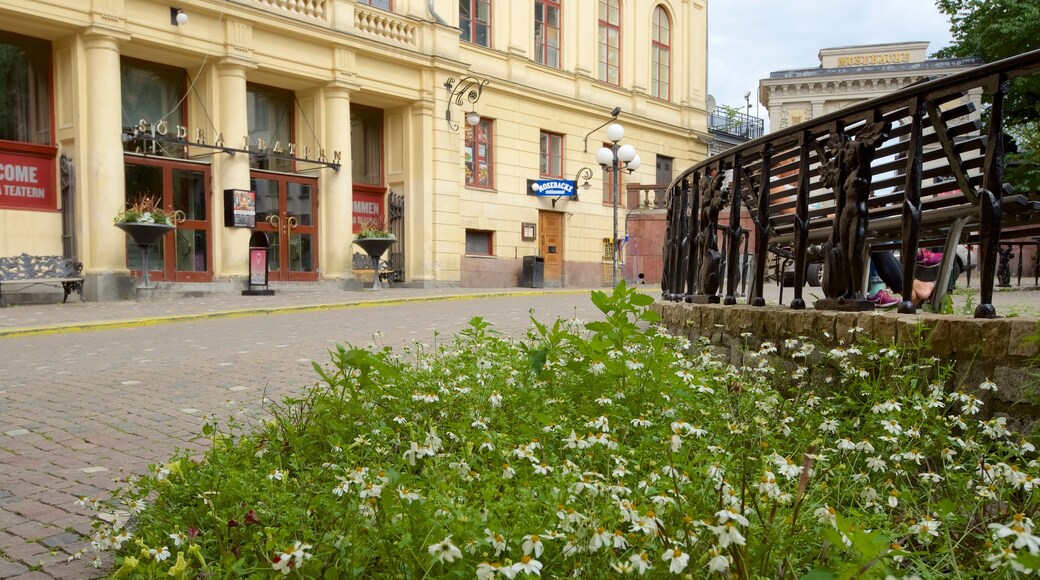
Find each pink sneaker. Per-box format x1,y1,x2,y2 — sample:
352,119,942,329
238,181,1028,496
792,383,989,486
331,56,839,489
916,249,942,267
869,289,899,308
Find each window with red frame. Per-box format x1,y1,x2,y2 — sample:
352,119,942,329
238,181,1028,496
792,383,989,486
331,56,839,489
0,31,52,146
651,5,671,100
358,0,391,9
597,0,621,86
465,118,494,188
539,131,563,178
534,0,561,69
459,0,491,47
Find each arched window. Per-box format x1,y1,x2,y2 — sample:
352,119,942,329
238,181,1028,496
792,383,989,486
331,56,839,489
651,5,671,100
597,0,621,86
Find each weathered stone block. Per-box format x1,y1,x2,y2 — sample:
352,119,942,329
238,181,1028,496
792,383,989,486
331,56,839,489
1008,319,1040,358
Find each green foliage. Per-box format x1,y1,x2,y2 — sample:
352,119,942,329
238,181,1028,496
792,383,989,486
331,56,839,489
935,0,1040,190
72,286,1040,578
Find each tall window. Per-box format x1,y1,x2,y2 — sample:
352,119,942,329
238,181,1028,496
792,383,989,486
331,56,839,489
534,0,561,69
465,118,493,189
350,105,383,186
651,6,671,100
459,0,491,47
121,58,187,157
247,84,293,173
358,0,391,9
539,131,563,178
597,0,621,86
0,31,51,145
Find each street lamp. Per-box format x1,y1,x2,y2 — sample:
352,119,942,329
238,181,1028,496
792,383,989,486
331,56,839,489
595,123,640,287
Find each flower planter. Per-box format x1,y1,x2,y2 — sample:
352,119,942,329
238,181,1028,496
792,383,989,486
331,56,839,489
115,222,174,288
354,237,395,290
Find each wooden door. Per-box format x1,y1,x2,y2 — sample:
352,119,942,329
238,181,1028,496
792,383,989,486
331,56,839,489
539,210,563,287
251,172,319,281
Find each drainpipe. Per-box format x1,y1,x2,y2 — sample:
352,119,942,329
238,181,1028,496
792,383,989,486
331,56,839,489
428,0,447,25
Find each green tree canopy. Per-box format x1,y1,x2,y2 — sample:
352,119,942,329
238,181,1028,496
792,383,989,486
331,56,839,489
935,0,1040,189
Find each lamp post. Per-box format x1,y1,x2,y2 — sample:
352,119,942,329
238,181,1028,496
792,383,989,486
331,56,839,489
595,123,640,287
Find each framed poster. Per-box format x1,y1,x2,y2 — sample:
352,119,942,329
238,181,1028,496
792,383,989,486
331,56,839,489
224,189,256,227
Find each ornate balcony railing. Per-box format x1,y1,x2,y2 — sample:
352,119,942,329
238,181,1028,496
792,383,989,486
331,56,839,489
251,0,327,20
354,5,417,47
662,49,1040,318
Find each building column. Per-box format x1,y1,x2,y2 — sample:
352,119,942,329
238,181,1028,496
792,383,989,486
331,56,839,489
214,59,253,278
321,82,353,279
82,29,130,299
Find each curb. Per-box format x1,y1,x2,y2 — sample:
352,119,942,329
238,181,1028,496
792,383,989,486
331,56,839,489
0,289,592,338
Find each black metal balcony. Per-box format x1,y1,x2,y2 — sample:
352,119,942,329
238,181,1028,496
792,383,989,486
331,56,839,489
708,108,765,140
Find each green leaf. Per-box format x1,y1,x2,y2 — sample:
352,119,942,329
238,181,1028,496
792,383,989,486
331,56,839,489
630,292,655,307
800,568,836,580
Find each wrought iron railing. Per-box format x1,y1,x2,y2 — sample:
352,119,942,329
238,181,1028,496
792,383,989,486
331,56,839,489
707,108,765,140
662,49,1040,318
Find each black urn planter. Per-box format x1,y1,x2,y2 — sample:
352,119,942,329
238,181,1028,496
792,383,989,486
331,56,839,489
354,237,395,290
115,222,174,288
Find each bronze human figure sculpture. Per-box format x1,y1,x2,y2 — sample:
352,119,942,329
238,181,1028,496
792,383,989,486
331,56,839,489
694,171,728,298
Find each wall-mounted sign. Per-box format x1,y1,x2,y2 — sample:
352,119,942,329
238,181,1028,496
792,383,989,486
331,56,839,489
528,179,577,198
0,148,56,211
224,189,256,228
521,222,536,241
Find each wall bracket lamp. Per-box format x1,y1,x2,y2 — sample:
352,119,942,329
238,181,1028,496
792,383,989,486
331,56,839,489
170,7,188,25
444,76,489,131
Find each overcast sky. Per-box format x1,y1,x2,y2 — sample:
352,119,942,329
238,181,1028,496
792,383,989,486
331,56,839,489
707,0,955,128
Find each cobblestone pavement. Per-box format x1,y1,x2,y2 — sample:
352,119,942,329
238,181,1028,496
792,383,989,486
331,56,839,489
0,289,603,579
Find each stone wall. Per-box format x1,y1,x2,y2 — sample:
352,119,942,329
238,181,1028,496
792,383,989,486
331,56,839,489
653,301,1040,430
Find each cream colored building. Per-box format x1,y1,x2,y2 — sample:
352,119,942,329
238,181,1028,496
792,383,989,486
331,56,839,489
759,41,981,130
0,0,709,300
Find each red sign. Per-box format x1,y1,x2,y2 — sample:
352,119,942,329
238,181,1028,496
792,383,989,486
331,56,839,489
0,149,57,211
352,191,385,233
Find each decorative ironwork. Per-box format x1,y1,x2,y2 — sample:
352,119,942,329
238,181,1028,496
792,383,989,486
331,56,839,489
660,48,1040,319
444,76,489,131
693,170,727,300
0,253,84,305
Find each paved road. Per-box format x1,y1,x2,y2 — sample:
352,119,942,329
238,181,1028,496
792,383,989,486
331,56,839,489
0,293,604,579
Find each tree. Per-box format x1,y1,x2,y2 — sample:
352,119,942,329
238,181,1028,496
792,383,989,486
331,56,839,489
935,0,1040,190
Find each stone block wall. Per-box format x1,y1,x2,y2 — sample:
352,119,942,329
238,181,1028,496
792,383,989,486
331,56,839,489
653,301,1040,430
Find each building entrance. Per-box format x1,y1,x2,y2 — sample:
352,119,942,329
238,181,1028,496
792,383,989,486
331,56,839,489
123,157,212,282
539,210,564,287
251,171,319,281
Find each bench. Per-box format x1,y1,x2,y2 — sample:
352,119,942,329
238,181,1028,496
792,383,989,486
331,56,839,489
0,253,84,306
351,252,400,287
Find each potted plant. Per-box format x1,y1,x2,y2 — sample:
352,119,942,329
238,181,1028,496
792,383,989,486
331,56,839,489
353,219,396,290
114,196,176,288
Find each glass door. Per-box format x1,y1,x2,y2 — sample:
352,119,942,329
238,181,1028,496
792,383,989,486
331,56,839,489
251,171,319,281
124,156,212,282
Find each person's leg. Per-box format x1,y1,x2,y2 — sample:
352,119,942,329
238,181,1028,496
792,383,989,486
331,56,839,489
870,251,903,293
912,280,935,305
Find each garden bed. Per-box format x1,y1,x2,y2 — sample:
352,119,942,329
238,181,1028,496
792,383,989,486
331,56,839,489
74,285,1039,578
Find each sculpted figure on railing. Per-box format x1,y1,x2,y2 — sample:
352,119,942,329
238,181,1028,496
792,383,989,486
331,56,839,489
820,122,891,304
694,171,728,298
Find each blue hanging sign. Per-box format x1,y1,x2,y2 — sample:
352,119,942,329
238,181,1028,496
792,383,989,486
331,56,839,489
528,179,577,198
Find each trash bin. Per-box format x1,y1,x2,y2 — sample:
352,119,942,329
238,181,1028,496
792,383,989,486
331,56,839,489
522,255,544,288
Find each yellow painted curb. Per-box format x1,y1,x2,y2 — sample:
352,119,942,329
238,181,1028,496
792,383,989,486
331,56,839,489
0,289,591,338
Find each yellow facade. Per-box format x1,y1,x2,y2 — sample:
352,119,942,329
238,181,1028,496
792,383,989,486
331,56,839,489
0,0,709,299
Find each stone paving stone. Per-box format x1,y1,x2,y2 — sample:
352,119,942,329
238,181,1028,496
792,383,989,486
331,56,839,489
0,561,31,579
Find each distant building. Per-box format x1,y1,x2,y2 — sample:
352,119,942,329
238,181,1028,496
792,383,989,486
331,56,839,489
759,41,982,131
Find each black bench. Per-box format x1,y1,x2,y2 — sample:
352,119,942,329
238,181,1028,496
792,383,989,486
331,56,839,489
0,253,84,306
